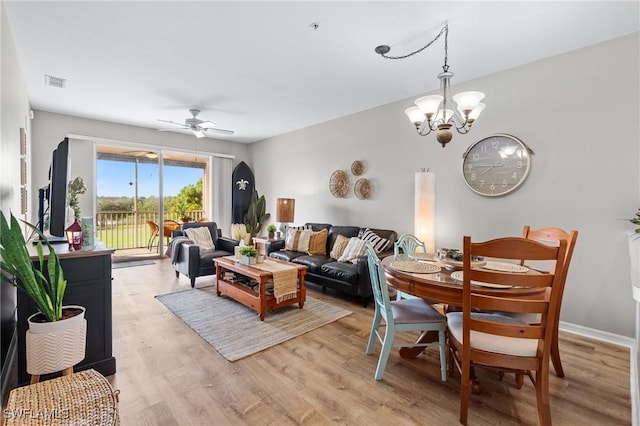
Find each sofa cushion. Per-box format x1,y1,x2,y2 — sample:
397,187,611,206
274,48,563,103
338,237,370,264
308,229,328,255
270,250,305,262
285,228,312,251
330,234,350,260
185,226,215,251
360,228,391,253
291,255,333,274
321,261,359,285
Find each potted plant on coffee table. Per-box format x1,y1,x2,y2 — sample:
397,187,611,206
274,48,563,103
239,246,258,266
0,211,86,382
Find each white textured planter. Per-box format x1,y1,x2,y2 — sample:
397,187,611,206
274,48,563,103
240,255,256,266
26,305,87,376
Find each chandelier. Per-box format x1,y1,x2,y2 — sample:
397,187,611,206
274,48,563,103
375,23,485,147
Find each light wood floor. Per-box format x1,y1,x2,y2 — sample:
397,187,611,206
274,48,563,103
109,258,631,425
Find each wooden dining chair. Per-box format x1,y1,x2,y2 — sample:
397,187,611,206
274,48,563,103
365,245,447,381
393,234,427,300
446,236,567,425
521,226,578,378
145,220,159,252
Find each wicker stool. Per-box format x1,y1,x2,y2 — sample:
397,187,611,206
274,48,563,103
4,369,119,425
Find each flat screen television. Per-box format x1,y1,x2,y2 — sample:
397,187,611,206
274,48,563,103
37,138,69,241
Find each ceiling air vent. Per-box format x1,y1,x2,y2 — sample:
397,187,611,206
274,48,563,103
44,74,66,88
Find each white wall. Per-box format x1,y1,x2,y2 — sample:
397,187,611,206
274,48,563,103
251,33,640,338
29,111,251,224
1,1,31,219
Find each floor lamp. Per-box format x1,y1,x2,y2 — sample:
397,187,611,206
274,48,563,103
276,198,295,239
415,170,435,254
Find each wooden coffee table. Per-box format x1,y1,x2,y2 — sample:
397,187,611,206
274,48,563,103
214,257,307,321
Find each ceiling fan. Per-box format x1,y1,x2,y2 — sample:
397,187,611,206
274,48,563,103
157,109,235,138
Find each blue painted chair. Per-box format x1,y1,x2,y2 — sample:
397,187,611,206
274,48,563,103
393,234,427,300
365,245,447,381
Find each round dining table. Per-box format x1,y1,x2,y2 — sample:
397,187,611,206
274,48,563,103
380,255,546,358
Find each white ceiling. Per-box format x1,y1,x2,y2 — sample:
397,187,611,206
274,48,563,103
5,1,639,144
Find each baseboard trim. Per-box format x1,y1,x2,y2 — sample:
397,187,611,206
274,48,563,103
559,321,637,425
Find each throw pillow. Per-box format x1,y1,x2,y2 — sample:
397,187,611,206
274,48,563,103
184,226,215,251
330,234,350,259
338,237,371,264
307,228,328,255
285,228,312,252
360,228,391,254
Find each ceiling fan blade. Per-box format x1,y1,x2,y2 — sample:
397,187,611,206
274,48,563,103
198,120,217,128
157,119,188,128
193,129,206,138
206,128,235,136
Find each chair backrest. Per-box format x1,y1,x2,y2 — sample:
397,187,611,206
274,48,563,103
462,236,567,358
181,221,221,242
365,245,393,321
522,226,578,286
394,233,427,260
146,220,159,235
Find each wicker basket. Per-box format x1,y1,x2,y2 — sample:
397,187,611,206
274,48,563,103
4,369,119,425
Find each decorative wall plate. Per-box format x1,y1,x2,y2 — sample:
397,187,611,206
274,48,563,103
329,170,349,197
351,160,363,176
354,178,370,199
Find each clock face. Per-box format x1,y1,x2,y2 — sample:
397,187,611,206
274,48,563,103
462,134,531,197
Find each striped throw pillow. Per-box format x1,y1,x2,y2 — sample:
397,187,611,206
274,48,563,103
307,228,328,255
285,228,312,252
360,228,390,254
338,237,371,264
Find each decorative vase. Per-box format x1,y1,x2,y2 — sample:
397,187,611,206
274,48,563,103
26,305,87,378
268,231,275,239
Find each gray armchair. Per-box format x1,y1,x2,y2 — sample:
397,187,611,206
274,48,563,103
170,222,239,287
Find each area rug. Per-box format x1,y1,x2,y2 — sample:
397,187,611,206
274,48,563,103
112,259,156,269
155,286,352,361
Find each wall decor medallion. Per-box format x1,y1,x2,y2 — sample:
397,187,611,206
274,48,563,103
351,160,363,176
329,170,349,198
354,178,371,200
462,134,532,197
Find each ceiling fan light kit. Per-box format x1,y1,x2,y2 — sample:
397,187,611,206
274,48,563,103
157,108,235,138
376,22,486,148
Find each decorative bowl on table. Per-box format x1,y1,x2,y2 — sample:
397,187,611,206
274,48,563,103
437,248,485,270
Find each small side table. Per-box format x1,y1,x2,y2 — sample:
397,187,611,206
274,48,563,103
252,237,285,257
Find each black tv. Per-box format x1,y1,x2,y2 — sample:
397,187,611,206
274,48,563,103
47,138,70,238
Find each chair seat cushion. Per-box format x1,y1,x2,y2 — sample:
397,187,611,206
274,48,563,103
200,249,233,263
446,312,537,357
320,261,358,284
390,299,445,325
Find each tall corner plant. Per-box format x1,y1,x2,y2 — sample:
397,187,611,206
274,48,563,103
0,211,67,322
243,190,270,239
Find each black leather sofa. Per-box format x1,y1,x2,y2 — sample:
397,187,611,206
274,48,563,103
268,223,396,307
169,222,239,288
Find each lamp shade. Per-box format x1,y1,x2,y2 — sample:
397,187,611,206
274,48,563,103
415,171,435,254
276,198,295,223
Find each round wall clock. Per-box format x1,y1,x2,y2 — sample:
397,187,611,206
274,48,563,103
461,134,532,197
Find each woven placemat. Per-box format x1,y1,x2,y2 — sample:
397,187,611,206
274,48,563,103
4,369,119,425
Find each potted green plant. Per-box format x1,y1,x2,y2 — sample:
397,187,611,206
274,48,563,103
267,224,277,240
0,211,86,379
239,245,258,266
243,190,270,240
